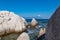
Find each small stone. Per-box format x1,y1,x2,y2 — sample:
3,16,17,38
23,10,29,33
38,28,46,38
30,18,39,29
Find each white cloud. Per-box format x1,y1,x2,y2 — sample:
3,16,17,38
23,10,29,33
37,15,41,17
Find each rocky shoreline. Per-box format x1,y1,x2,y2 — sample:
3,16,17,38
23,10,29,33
0,11,46,40
0,6,60,40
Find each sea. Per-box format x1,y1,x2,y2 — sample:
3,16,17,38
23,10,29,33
26,19,48,27
26,19,48,40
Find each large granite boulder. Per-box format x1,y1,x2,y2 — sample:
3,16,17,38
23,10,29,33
46,6,60,40
0,11,27,40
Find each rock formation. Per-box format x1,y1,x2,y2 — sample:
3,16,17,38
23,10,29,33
46,6,60,40
0,11,27,36
20,17,28,27
30,18,39,29
38,28,46,38
17,32,30,40
37,34,45,40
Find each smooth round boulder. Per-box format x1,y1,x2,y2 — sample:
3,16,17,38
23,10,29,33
0,11,27,36
17,32,30,40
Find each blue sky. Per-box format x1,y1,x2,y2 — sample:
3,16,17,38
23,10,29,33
0,0,60,19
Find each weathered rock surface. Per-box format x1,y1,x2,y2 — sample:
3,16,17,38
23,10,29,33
38,28,46,38
1,33,20,40
30,18,39,29
20,17,28,27
0,11,27,36
17,32,30,40
46,6,60,40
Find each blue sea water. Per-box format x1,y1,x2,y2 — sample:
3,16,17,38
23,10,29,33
26,19,48,27
26,19,48,40
26,19,48,23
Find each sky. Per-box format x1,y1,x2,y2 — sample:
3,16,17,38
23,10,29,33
0,0,60,19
